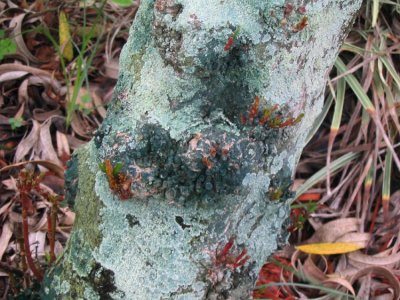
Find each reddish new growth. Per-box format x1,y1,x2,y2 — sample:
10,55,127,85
215,237,250,270
284,3,294,18
298,5,306,14
202,156,213,169
100,159,132,200
16,169,61,282
224,36,234,51
240,96,304,129
16,170,44,281
207,237,250,284
254,256,295,300
293,16,308,32
269,113,305,128
224,27,240,51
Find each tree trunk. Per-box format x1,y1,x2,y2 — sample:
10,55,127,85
42,0,362,299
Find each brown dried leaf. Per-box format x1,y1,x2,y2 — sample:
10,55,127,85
32,106,63,122
104,58,119,79
303,255,327,281
14,102,25,119
306,218,361,244
18,78,29,104
0,160,64,179
0,71,29,83
335,232,371,248
10,13,41,63
348,250,400,269
70,112,92,139
323,276,356,296
37,120,62,166
59,207,75,226
0,222,13,261
1,178,17,191
92,89,107,118
350,266,400,300
66,134,87,149
0,63,51,78
56,131,70,157
0,201,13,217
14,120,40,163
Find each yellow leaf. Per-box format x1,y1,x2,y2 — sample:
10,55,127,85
59,11,73,61
296,242,364,255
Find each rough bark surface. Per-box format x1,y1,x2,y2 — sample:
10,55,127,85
42,0,362,299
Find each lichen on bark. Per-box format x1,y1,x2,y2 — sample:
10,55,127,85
42,0,362,299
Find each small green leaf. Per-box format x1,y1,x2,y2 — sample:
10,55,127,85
98,162,106,173
295,152,361,199
109,0,134,7
81,94,91,103
9,117,24,130
0,29,5,39
112,162,124,176
0,38,17,60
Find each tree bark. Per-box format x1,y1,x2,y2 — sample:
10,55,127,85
42,0,362,299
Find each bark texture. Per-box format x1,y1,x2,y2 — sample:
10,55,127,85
42,0,362,299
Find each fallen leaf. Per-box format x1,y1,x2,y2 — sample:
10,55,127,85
18,78,29,104
32,106,63,122
0,222,13,260
104,58,119,79
14,120,40,163
306,218,361,243
323,276,356,296
56,131,70,157
0,71,29,83
10,13,42,63
59,11,73,61
350,266,400,300
296,242,364,255
92,89,107,118
0,160,64,179
348,250,400,268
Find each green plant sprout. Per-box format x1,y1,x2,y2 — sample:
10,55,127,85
9,116,24,130
0,29,17,60
38,1,107,127
109,0,134,6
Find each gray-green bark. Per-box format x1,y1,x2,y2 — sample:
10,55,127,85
42,0,361,299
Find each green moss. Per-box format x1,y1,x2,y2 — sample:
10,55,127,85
73,146,104,248
41,146,118,299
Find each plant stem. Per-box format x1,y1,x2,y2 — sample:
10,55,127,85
21,194,43,281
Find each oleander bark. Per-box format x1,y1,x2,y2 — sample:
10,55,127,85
42,1,362,299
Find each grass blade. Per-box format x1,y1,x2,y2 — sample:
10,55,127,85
295,152,361,199
335,58,375,113
305,94,334,145
335,57,400,170
382,149,392,220
372,0,380,27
